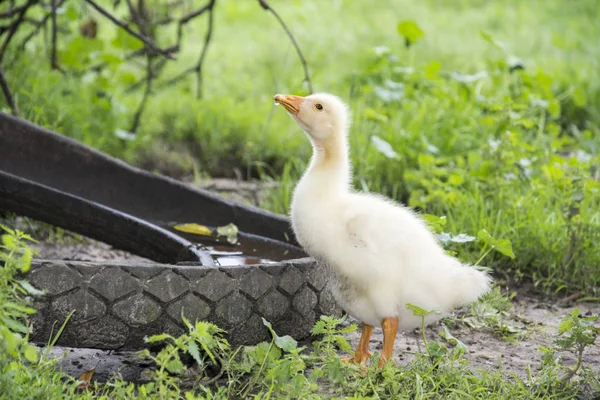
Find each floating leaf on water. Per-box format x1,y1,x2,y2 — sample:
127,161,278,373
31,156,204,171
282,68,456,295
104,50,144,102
371,135,399,159
174,223,214,237
217,223,239,245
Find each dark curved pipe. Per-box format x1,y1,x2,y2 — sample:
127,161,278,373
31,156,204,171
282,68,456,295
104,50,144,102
0,112,303,264
0,171,215,265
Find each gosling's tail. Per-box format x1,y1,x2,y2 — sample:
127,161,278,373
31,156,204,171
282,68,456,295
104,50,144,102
452,263,492,306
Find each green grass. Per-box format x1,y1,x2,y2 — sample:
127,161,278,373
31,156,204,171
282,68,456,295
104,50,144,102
3,0,600,293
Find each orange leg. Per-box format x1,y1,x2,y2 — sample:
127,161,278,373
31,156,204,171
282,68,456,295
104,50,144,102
378,317,399,368
341,323,374,364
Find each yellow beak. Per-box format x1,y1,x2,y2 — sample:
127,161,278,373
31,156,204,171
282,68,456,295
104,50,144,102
273,94,305,115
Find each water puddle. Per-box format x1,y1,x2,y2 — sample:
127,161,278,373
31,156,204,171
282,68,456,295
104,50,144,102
157,221,306,266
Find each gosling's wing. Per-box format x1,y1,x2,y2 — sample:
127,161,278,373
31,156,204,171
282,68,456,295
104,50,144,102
344,195,438,256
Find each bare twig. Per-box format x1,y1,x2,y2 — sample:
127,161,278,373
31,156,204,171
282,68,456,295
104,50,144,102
129,53,153,133
0,4,28,19
50,0,62,71
258,0,313,93
84,0,176,60
125,57,167,93
161,0,215,97
18,14,50,51
0,0,37,64
194,1,214,98
0,66,19,116
174,1,213,48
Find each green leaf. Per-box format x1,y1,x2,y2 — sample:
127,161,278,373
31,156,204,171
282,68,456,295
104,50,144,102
572,86,586,107
558,316,574,335
187,341,203,366
548,100,561,118
3,317,29,334
60,36,104,70
262,317,276,339
426,340,447,358
364,107,388,123
477,229,495,247
23,344,38,363
397,20,424,47
4,302,36,314
480,30,506,52
311,319,327,335
494,238,515,259
144,333,174,343
17,280,44,296
1,326,18,354
422,214,447,233
274,335,298,352
111,28,144,51
406,303,437,317
333,335,353,353
439,325,467,352
165,359,185,374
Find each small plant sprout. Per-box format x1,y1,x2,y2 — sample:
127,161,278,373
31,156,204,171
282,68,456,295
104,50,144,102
406,303,444,361
554,309,599,382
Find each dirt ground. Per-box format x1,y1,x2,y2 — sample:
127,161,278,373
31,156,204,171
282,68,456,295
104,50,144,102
341,293,600,380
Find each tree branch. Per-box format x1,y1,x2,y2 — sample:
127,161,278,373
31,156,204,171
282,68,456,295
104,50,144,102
195,0,215,99
175,0,213,48
129,53,153,133
50,0,62,71
161,0,216,97
0,4,28,19
18,13,50,51
258,0,313,93
84,0,176,60
0,66,19,116
0,0,37,64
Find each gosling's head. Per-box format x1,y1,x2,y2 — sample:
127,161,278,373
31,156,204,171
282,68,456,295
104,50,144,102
274,92,350,146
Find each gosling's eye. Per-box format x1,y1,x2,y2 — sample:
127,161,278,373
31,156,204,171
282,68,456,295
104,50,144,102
314,103,324,111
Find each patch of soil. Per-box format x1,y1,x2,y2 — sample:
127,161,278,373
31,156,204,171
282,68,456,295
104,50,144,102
341,290,600,380
31,240,151,263
45,287,599,391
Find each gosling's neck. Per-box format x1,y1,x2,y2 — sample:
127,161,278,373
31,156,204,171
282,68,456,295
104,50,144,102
303,135,351,193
